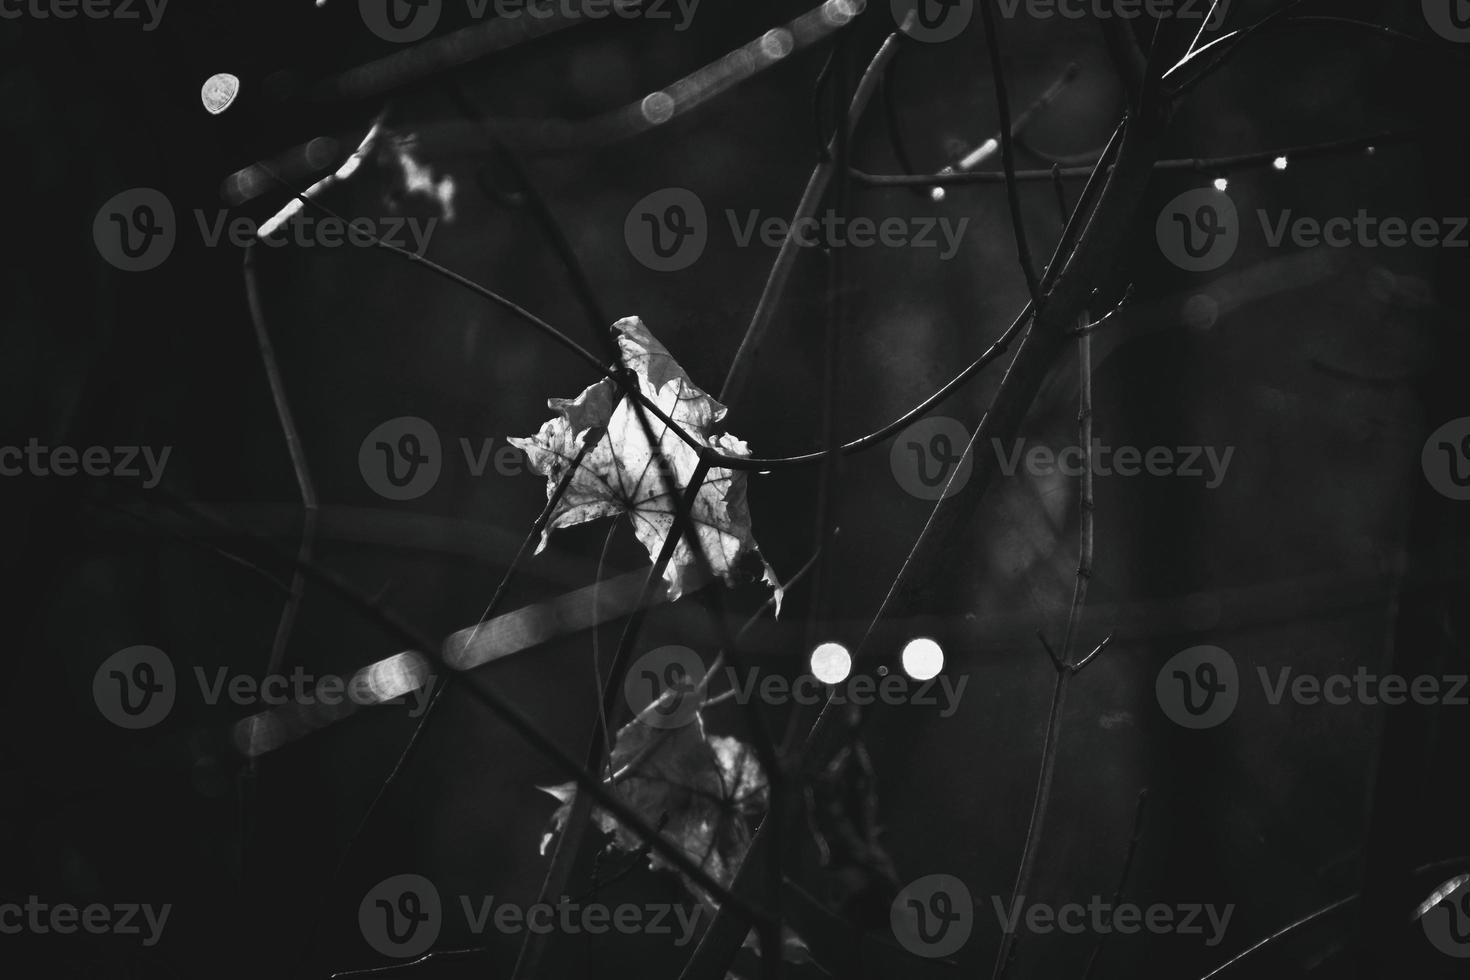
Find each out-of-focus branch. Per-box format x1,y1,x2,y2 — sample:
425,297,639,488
980,0,1043,303
720,17,909,410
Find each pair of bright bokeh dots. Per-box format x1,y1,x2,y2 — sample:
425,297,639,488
808,637,945,686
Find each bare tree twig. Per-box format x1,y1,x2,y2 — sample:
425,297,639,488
979,0,1043,304
1080,789,1149,980
720,19,910,409
852,128,1422,186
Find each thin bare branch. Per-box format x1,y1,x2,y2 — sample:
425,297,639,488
979,0,1043,304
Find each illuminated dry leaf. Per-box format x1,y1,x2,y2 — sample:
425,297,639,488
511,316,781,609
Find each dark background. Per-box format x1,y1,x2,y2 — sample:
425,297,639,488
4,1,1470,978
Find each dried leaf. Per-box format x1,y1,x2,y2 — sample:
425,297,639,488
538,688,768,904
511,317,781,609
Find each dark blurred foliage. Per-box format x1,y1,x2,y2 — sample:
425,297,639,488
3,1,1470,978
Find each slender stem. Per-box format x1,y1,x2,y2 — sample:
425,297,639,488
241,241,319,916
719,22,909,409
992,664,1071,980
1080,789,1149,980
299,435,599,961
979,0,1042,304
1196,895,1354,980
512,457,713,980
852,128,1423,186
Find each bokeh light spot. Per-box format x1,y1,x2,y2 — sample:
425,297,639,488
901,637,944,680
810,642,852,684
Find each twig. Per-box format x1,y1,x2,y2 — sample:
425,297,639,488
298,434,599,962
720,18,910,409
1162,0,1309,99
511,456,718,980
851,128,1423,187
257,113,385,240
1080,789,1149,980
241,240,320,913
979,0,1042,304
1195,895,1353,980
1071,286,1133,336
930,63,1081,200
991,127,1118,980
